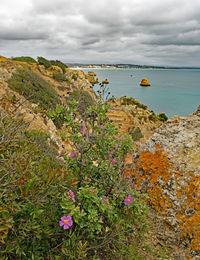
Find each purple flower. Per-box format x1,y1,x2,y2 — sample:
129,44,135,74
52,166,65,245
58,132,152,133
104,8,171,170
112,158,117,164
102,195,106,201
80,121,86,134
57,151,62,158
136,141,141,147
109,150,114,157
59,216,73,230
114,144,118,150
69,190,76,202
70,152,75,158
124,195,133,206
100,124,104,129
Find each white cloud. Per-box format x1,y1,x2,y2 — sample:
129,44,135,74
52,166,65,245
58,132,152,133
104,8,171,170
0,0,200,66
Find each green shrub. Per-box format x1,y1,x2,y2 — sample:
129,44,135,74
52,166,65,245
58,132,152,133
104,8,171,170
67,90,95,118
37,56,51,69
72,74,78,81
50,60,68,73
158,113,168,122
149,114,157,122
0,111,73,259
53,72,66,82
12,56,37,63
7,68,60,110
130,127,143,141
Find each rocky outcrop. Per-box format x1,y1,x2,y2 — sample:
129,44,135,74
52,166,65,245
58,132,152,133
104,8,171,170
140,78,151,86
106,97,164,143
131,107,200,257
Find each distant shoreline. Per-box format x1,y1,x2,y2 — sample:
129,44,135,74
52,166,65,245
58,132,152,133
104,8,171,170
71,66,200,71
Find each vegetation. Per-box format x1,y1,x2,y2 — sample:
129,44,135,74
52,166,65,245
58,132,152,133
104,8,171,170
67,89,95,117
120,97,148,110
12,56,37,63
7,68,60,110
37,57,68,72
130,127,144,141
53,72,66,82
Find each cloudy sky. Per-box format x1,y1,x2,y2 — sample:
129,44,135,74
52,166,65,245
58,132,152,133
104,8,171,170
1,0,200,66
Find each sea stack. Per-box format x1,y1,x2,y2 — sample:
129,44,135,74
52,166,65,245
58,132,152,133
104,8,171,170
140,78,151,86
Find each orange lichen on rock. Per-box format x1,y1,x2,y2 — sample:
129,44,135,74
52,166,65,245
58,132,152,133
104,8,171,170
125,145,200,255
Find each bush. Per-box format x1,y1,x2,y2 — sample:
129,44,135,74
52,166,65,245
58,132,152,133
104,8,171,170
7,68,60,110
50,60,68,73
37,56,51,69
49,100,149,258
12,56,37,63
0,111,73,259
130,127,143,141
53,72,66,82
158,113,168,122
67,90,95,118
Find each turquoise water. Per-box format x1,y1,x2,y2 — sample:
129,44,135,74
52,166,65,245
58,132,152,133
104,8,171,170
79,69,200,117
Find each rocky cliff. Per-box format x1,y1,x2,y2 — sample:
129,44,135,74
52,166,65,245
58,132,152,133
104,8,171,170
130,107,200,258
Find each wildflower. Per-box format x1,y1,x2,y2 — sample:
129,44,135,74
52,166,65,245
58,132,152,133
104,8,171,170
70,151,77,158
69,190,76,202
70,152,75,158
102,195,106,201
59,216,73,230
124,195,133,206
57,151,62,158
114,144,118,150
100,124,104,129
80,121,85,134
112,158,117,164
109,150,114,157
135,141,141,147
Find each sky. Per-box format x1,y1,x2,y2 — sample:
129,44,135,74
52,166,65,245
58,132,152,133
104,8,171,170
1,0,200,66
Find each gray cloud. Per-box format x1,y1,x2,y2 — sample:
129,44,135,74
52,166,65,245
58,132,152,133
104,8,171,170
0,0,200,66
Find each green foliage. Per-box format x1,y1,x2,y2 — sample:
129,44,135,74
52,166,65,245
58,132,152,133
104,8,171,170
130,127,143,141
49,98,151,258
158,113,168,122
67,90,95,118
7,68,60,110
37,56,51,69
53,72,66,82
120,97,148,110
37,57,68,72
0,111,73,259
50,60,68,73
72,74,78,81
149,113,157,122
12,56,37,63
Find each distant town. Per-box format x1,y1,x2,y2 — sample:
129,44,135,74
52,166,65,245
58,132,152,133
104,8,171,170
67,63,200,70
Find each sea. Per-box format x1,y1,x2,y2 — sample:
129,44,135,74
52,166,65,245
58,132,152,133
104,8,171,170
74,68,200,118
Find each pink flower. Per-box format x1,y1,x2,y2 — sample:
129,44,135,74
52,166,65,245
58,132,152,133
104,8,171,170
80,121,86,134
135,142,141,147
112,158,117,164
69,190,76,202
102,195,106,201
114,144,118,150
59,216,73,230
109,150,114,157
57,151,62,158
100,124,104,129
70,151,77,158
124,195,133,206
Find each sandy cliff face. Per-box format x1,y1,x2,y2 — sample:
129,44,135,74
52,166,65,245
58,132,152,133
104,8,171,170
0,57,96,153
106,97,164,143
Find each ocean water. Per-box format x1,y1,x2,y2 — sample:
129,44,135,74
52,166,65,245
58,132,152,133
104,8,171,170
78,68,200,117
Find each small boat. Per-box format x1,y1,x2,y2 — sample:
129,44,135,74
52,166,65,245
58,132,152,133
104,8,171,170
140,78,151,86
